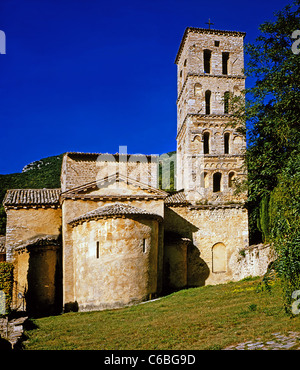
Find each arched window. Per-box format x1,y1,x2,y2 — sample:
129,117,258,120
203,49,211,74
205,90,211,114
212,243,226,272
224,132,230,154
224,91,229,114
213,172,222,192
203,132,210,154
228,172,235,188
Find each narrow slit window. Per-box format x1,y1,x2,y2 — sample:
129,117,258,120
224,133,230,154
203,132,210,154
203,49,211,74
143,239,147,254
222,52,229,75
205,90,211,115
96,241,100,259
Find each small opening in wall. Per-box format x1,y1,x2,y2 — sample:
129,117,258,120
222,52,229,75
214,40,220,47
96,241,100,259
224,132,230,154
203,132,210,154
203,49,211,74
213,172,222,192
205,90,211,115
143,239,147,254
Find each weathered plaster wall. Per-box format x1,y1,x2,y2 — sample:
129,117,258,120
71,217,159,311
62,197,164,308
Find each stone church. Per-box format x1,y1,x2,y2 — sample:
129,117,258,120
3,27,253,315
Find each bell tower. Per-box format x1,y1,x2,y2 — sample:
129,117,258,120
175,26,247,204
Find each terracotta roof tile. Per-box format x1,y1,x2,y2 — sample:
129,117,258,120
164,190,188,205
69,202,162,225
3,189,61,208
14,234,61,251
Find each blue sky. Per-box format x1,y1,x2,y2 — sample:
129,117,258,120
0,0,292,174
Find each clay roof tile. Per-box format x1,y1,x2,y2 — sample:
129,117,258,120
69,202,162,225
3,188,61,208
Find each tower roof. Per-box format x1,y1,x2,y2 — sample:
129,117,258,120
175,27,246,64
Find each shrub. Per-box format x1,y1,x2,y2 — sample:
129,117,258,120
0,262,14,315
269,154,300,314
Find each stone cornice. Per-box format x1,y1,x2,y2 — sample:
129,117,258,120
177,73,245,104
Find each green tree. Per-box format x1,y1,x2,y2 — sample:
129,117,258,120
269,154,300,314
241,0,300,312
243,0,300,243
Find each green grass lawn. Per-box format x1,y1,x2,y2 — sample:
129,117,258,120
23,277,300,350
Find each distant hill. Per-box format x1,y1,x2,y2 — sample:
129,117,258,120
0,154,64,234
0,151,176,235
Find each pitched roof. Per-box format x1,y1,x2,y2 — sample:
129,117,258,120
69,202,163,226
3,189,61,208
164,190,188,206
66,152,157,160
61,172,168,200
14,234,61,252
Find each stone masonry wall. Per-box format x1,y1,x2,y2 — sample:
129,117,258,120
229,243,275,281
5,208,62,262
71,216,159,311
164,204,249,286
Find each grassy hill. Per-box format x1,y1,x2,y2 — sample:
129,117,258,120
23,277,300,350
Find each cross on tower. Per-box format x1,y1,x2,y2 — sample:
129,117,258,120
206,18,214,29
